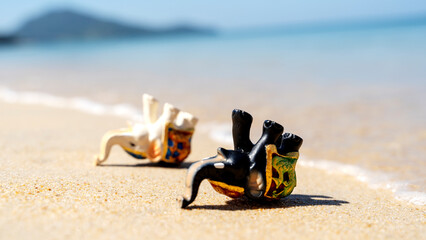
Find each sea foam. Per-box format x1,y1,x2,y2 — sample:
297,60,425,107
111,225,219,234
1,86,424,206
0,86,142,121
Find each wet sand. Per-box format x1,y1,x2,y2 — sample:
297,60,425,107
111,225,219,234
0,102,424,239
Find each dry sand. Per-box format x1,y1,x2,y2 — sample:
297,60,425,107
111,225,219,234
0,102,424,240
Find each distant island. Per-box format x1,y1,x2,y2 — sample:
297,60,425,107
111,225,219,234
0,9,215,44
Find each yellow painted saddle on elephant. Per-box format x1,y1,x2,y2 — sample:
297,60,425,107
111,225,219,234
209,144,298,199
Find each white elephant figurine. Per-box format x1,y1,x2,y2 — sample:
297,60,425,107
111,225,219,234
95,94,198,166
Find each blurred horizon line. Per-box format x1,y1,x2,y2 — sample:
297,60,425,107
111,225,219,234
1,7,425,46
3,7,426,35
226,12,426,36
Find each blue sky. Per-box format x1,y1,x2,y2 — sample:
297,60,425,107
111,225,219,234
1,0,426,33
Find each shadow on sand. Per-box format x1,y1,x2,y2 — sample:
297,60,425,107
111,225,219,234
185,194,349,211
98,161,193,169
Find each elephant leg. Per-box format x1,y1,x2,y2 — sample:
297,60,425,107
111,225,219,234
232,109,253,152
147,103,180,161
143,94,159,125
148,103,180,142
246,120,284,198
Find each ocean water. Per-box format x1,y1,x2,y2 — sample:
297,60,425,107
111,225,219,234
1,23,425,205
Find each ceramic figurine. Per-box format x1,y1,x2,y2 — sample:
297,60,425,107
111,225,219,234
95,94,198,166
181,109,302,208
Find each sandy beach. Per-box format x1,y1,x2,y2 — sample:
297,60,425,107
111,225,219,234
0,101,424,240
1,2,426,239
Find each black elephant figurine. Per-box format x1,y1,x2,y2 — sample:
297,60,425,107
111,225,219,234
181,109,303,208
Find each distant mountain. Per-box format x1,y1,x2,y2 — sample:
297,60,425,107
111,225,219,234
6,9,214,43
0,35,17,44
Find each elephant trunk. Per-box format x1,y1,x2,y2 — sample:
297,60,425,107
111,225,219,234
95,130,128,166
181,149,251,208
181,158,226,208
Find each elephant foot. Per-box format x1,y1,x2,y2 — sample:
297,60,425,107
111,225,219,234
142,94,159,125
278,132,304,155
175,111,198,130
232,109,253,152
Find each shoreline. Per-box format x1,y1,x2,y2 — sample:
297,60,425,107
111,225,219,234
1,86,424,206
